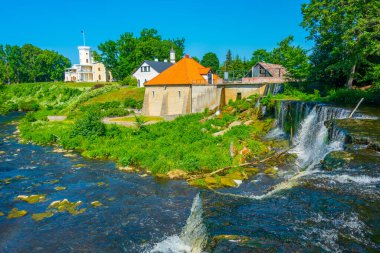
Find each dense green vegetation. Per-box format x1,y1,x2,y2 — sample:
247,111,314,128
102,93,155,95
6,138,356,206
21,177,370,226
6,82,272,175
0,44,70,84
98,28,185,81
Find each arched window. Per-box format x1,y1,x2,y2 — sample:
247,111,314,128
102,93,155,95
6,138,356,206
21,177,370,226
98,75,101,80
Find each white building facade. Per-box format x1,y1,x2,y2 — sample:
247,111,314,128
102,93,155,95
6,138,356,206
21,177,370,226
65,46,111,82
132,48,175,88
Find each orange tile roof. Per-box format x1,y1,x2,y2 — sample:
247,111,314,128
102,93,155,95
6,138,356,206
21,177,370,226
145,56,218,86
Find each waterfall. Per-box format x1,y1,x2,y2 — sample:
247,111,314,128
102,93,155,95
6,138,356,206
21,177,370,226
290,105,349,169
264,83,284,96
270,101,374,169
149,193,207,253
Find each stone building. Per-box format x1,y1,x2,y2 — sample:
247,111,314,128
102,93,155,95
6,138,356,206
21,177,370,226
142,55,220,116
65,46,111,82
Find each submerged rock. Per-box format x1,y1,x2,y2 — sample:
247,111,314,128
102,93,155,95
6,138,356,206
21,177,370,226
32,212,54,221
97,182,108,187
0,211,4,216
322,151,354,170
118,166,137,172
166,169,188,179
73,164,86,168
17,194,46,204
0,151,5,155
48,199,86,215
264,167,278,176
47,179,59,184
54,186,66,191
7,208,28,219
91,201,103,208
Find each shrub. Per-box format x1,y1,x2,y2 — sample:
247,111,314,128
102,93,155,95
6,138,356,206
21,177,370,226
18,100,40,111
72,111,106,137
120,76,138,86
124,98,143,109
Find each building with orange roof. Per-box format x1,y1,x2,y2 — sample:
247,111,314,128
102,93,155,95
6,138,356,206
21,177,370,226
142,55,221,116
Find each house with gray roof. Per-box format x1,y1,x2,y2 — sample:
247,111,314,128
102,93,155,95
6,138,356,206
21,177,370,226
132,49,176,87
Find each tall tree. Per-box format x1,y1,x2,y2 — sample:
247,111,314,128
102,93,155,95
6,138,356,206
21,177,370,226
200,52,219,72
302,0,380,88
250,49,272,65
98,29,185,81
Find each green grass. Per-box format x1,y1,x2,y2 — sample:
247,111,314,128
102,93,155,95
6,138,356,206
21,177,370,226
83,87,145,105
108,116,163,122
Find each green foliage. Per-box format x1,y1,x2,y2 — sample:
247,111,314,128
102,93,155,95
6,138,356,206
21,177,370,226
120,75,138,86
201,52,219,72
72,111,106,137
98,28,185,80
301,0,380,88
18,100,40,111
0,82,84,114
0,44,70,84
323,85,380,105
124,97,142,109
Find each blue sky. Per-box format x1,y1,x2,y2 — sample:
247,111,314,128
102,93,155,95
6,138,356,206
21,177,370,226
0,0,312,64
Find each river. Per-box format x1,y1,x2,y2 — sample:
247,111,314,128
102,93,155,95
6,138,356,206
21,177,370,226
0,100,379,252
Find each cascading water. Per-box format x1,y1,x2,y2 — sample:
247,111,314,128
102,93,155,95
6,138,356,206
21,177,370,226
290,105,350,169
264,83,284,96
149,193,207,253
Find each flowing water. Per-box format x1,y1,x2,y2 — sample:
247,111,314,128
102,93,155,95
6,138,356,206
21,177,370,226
1,102,379,252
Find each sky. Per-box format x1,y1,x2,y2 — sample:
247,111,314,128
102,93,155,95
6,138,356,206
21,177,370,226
0,0,312,64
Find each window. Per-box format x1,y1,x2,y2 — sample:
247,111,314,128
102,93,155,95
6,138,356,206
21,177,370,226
98,75,101,80
86,59,88,63
152,91,155,97
141,66,151,72
237,92,242,100
178,91,181,98
98,67,101,71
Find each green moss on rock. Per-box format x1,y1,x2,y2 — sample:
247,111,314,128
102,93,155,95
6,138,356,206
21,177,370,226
32,212,54,221
17,194,46,204
91,201,103,208
48,199,86,215
7,208,28,219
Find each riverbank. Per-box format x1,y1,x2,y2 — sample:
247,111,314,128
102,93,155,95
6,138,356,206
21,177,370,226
3,82,379,188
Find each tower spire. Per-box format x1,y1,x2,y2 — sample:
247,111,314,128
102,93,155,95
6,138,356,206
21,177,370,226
81,30,86,46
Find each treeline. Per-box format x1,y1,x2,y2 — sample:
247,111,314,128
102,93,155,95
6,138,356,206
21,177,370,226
198,36,310,81
0,44,71,84
199,0,379,88
97,28,185,81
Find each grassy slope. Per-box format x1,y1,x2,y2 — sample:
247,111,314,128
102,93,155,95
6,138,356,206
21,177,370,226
11,82,273,175
83,87,145,105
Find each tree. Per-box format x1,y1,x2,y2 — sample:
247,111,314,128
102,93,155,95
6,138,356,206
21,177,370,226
302,0,380,88
98,28,185,81
192,56,200,62
250,49,272,65
270,36,311,80
200,52,219,72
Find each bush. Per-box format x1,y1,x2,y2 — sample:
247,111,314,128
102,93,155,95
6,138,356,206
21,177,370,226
18,100,40,111
124,98,143,109
120,76,138,86
72,111,106,137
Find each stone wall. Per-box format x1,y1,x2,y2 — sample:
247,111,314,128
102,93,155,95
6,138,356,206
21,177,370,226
191,85,220,113
222,84,266,104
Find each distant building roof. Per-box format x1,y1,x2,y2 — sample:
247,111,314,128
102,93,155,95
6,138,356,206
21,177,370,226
256,62,286,77
145,56,218,85
144,60,173,73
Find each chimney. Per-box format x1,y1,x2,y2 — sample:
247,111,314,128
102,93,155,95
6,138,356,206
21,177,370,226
164,59,168,62
154,57,158,62
185,54,189,59
170,47,176,63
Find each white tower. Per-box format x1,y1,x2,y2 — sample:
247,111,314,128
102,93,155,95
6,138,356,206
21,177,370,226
78,46,92,64
170,47,175,64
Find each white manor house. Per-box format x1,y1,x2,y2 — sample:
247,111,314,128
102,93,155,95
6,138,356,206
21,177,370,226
65,46,111,82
